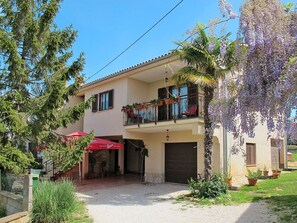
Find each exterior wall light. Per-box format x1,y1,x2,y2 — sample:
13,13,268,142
166,129,170,141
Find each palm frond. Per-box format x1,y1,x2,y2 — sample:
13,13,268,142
173,23,237,89
172,66,216,87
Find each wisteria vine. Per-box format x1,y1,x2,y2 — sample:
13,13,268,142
213,0,297,151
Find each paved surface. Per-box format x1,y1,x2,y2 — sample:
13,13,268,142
77,176,277,223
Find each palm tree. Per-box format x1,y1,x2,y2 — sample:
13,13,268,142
172,24,236,181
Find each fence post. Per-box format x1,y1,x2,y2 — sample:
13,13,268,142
0,169,1,191
23,174,33,212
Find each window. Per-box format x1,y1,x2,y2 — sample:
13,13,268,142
99,89,113,111
157,85,198,121
171,86,188,115
91,94,98,112
246,143,256,166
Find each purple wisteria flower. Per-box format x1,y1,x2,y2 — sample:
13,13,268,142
214,0,297,148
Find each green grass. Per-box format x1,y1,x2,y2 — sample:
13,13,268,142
64,200,93,223
177,171,297,222
289,153,297,162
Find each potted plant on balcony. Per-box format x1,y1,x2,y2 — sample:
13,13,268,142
121,104,133,112
246,169,262,186
164,98,173,105
172,94,180,103
132,102,144,110
150,98,163,107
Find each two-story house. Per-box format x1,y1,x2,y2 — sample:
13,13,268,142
59,53,287,184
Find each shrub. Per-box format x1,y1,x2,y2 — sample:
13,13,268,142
31,180,77,223
246,169,262,179
31,162,44,169
0,206,6,218
188,173,228,198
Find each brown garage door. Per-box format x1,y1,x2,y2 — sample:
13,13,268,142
165,142,197,184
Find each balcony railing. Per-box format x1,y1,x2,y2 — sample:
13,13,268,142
122,94,204,126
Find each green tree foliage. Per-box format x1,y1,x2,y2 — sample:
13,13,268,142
0,0,92,173
173,24,236,181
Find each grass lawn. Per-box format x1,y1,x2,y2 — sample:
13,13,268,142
289,153,297,162
176,171,297,222
64,200,93,223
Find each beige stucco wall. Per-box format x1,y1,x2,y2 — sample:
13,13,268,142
147,79,176,100
56,96,84,135
127,78,149,104
227,122,286,184
83,78,127,136
125,130,221,181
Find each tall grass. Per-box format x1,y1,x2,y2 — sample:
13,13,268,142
31,180,77,223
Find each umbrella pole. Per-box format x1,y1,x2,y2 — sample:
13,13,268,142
79,161,82,182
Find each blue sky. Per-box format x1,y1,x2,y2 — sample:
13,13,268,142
54,0,244,82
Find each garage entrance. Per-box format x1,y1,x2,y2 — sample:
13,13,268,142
124,139,145,176
165,142,197,184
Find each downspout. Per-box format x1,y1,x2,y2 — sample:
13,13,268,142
284,131,288,169
223,127,228,174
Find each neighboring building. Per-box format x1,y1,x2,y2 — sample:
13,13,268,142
58,53,287,184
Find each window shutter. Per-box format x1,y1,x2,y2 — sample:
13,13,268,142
108,89,114,109
246,143,256,165
188,84,198,106
92,94,98,112
158,87,167,121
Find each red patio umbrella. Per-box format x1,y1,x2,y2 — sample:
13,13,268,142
65,131,123,150
86,138,123,150
66,131,88,137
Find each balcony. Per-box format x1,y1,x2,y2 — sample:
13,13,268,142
122,94,204,127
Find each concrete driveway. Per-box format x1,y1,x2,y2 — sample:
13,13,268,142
76,176,277,223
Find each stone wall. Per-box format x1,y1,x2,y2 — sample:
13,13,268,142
88,150,109,177
0,191,23,216
0,175,32,220
0,211,29,223
145,173,165,184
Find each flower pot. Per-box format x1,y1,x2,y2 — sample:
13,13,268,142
152,101,163,107
272,170,281,175
30,169,42,175
226,178,232,187
122,108,132,112
134,105,144,110
263,170,269,177
247,178,258,186
164,98,173,105
272,173,280,179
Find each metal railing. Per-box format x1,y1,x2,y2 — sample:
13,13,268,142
123,94,204,126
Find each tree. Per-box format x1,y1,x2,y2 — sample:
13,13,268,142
172,24,236,181
0,0,92,173
216,0,297,146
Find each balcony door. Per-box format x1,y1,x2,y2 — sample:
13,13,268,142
158,84,198,121
171,86,188,119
